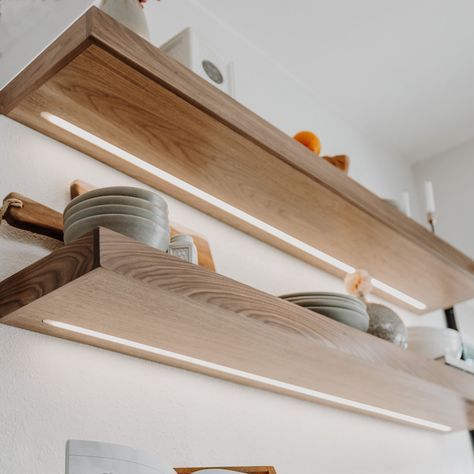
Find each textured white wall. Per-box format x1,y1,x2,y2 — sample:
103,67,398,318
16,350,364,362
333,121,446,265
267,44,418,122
412,139,474,339
0,1,473,473
413,138,474,260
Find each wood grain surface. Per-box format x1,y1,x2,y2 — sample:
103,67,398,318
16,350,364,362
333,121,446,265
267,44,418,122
69,180,215,271
1,228,473,431
2,185,215,271
1,7,473,312
0,230,97,317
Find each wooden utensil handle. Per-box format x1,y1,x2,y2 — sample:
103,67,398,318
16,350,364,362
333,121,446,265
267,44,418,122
2,192,63,241
322,155,350,173
70,179,93,199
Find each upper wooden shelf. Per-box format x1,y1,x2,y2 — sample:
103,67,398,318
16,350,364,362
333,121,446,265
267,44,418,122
1,7,473,313
0,228,473,432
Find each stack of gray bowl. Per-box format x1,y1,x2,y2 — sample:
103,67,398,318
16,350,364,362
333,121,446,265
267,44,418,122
280,292,369,331
63,186,170,251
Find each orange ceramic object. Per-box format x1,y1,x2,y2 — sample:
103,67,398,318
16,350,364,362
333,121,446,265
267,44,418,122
293,131,321,155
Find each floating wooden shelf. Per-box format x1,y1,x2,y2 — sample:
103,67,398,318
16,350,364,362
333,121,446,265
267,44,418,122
1,7,474,313
1,228,473,431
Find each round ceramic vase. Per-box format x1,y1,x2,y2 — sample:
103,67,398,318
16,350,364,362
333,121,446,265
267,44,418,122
366,303,407,348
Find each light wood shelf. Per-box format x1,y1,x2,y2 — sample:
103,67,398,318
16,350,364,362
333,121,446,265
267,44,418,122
1,7,474,313
0,228,473,431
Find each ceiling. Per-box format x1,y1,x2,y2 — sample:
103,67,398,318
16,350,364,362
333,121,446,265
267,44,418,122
197,0,474,161
2,0,474,161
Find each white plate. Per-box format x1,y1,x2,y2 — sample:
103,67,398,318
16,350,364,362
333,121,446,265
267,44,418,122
64,204,169,229
64,214,170,251
283,295,365,309
65,186,168,214
64,195,168,222
287,298,367,313
280,291,362,303
306,305,369,331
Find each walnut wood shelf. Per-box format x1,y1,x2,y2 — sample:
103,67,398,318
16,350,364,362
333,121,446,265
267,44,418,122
1,7,474,313
0,228,473,431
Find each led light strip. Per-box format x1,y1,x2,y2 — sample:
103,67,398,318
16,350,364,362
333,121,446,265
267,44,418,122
43,319,450,431
40,112,427,310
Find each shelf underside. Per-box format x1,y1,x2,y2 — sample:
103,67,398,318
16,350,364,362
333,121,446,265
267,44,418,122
1,7,473,313
0,228,473,432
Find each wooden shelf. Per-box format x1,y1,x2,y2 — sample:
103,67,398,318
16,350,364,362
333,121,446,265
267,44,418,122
1,228,473,431
1,7,474,313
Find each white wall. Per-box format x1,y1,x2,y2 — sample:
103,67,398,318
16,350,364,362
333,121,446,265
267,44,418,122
0,1,472,473
413,138,474,259
413,137,474,342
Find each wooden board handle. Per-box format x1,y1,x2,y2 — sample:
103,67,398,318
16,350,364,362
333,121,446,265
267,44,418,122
2,185,216,272
2,192,63,241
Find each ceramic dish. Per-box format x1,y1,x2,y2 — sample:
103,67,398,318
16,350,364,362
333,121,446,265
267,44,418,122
64,204,169,229
462,335,474,362
64,186,168,214
64,195,169,222
305,305,369,331
283,295,365,309
64,213,170,251
406,327,462,360
280,292,363,304
303,305,368,319
286,298,367,313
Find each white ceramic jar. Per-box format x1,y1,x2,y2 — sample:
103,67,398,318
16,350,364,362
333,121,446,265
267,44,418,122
98,0,150,40
168,234,198,264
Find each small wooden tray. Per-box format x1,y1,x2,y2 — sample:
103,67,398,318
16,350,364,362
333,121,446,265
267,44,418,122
175,467,276,474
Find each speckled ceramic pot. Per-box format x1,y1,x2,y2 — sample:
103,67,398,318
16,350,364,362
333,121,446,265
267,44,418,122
366,303,407,348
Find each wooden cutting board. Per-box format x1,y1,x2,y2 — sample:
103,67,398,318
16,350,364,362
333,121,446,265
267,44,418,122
3,183,215,271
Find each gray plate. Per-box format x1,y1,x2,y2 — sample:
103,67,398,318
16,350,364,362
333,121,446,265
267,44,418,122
64,214,170,251
65,186,168,215
306,306,369,332
282,294,365,309
64,195,169,222
280,291,362,303
64,204,169,229
289,298,367,314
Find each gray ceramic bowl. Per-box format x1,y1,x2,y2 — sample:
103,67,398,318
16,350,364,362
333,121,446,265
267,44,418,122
64,204,169,230
307,305,369,331
64,186,168,215
64,214,170,251
64,195,169,223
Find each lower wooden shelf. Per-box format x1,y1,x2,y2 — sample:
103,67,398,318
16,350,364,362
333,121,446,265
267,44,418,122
0,228,473,431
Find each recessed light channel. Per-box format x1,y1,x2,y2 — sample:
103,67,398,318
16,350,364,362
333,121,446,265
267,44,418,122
40,112,427,311
42,319,449,431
